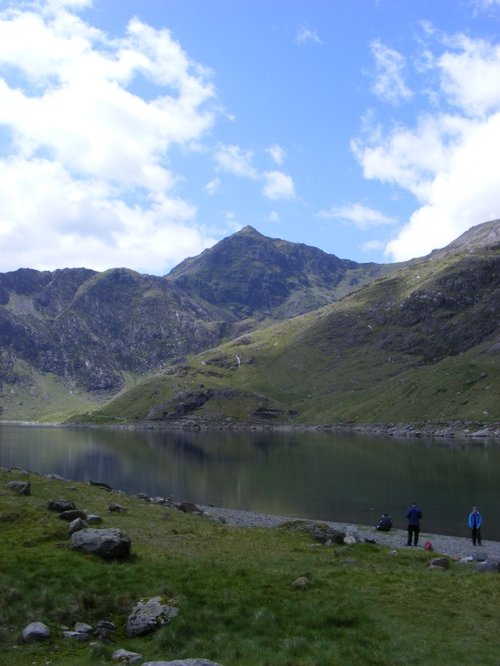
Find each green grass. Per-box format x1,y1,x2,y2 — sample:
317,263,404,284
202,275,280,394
1,469,500,665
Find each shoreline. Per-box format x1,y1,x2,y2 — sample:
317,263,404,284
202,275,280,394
200,504,500,561
2,418,500,440
2,463,498,561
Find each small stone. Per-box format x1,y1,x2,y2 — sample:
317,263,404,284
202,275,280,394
112,648,144,664
68,517,89,534
292,576,311,589
109,502,127,513
63,630,89,641
74,622,93,634
343,535,356,545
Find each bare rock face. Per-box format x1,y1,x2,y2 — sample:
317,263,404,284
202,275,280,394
126,596,179,637
70,528,131,559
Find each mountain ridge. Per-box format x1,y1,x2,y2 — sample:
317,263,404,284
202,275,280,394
1,219,499,425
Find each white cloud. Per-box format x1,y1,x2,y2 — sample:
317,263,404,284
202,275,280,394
296,25,322,46
262,171,296,201
437,34,500,117
370,40,412,104
354,31,500,261
205,177,221,195
318,203,395,230
267,211,280,223
0,0,219,273
361,239,386,253
266,143,285,165
214,143,259,179
214,143,296,201
0,156,215,273
471,0,500,12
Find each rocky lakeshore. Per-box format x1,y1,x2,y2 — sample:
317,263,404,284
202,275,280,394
200,504,500,562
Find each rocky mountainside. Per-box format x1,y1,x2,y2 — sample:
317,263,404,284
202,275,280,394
167,225,396,319
0,226,399,420
93,219,500,429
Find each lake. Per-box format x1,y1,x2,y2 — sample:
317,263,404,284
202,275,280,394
1,424,499,540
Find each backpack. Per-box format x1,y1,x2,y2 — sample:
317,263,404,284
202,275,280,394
424,541,433,551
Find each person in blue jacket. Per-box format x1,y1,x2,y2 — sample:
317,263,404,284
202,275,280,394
406,502,422,546
468,506,482,546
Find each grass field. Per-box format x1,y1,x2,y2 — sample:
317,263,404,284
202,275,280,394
1,468,500,665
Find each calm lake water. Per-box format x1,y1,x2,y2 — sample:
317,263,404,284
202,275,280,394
1,424,499,540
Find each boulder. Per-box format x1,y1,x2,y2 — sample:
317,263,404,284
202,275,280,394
22,621,50,642
71,528,131,559
86,514,103,524
7,480,31,495
59,509,88,522
177,501,202,514
47,499,76,512
126,596,179,637
281,520,345,545
428,557,450,570
474,559,500,573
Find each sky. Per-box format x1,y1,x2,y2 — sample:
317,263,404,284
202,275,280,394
0,0,499,275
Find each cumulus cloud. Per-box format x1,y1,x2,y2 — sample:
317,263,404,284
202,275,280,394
0,0,218,273
370,40,413,104
318,203,395,230
262,171,296,201
354,30,500,260
215,143,296,201
214,143,259,179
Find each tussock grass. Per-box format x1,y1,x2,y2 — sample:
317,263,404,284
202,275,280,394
1,469,500,665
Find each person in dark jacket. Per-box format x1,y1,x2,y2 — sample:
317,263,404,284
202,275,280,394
406,502,422,546
376,513,393,531
468,506,482,546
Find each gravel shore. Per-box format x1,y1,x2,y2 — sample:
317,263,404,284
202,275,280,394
201,505,500,561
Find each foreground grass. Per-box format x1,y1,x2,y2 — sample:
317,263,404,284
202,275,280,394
1,469,499,665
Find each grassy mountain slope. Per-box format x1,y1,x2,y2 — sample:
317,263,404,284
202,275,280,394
91,227,500,428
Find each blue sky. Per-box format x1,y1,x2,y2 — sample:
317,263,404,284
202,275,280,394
0,0,499,274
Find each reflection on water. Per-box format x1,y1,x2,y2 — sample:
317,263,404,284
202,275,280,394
1,424,499,539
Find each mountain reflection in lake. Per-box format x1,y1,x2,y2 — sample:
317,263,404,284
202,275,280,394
1,424,499,540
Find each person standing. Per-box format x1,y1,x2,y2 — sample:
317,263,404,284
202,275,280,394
406,502,422,546
468,506,483,546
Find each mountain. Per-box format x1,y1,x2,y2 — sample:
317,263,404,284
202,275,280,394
89,219,500,429
167,225,396,320
0,227,399,421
